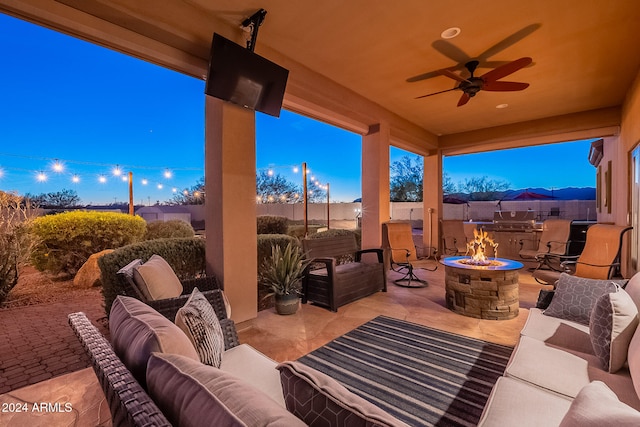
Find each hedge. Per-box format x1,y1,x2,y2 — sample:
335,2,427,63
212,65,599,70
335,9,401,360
145,219,195,240
30,211,146,276
98,237,206,315
257,215,289,235
257,234,299,267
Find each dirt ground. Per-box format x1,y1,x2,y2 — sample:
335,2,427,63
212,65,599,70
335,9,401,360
1,265,103,309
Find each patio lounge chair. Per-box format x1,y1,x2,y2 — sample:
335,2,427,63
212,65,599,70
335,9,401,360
382,222,437,287
441,219,468,255
520,218,572,266
532,223,632,286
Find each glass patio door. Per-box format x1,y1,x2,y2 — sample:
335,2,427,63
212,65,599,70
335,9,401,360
631,144,640,273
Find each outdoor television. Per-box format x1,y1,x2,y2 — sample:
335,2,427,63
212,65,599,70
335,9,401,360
205,33,289,118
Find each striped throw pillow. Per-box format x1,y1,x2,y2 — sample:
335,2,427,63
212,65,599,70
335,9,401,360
175,288,225,368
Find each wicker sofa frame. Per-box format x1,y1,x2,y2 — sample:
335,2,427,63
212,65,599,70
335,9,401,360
68,289,239,427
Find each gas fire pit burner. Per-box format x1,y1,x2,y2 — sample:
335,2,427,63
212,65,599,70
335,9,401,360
441,256,524,320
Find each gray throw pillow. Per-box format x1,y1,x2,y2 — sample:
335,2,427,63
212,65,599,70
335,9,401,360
175,288,225,368
589,286,639,373
544,273,623,325
109,295,199,389
147,353,305,427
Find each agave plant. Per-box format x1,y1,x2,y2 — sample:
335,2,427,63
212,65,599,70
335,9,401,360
260,242,310,297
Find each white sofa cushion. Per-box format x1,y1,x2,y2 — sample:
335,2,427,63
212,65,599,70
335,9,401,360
147,353,305,427
559,381,640,426
220,344,286,407
478,376,571,427
521,308,592,354
506,335,640,409
590,287,639,373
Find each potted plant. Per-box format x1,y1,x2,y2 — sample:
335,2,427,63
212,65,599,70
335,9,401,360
260,242,310,315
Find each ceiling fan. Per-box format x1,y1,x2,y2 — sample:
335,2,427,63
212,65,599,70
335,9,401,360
415,57,532,106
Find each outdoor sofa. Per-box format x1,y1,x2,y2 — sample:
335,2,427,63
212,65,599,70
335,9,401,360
69,290,408,426
479,272,640,425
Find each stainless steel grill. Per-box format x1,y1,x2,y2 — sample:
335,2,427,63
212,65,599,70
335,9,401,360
490,211,542,231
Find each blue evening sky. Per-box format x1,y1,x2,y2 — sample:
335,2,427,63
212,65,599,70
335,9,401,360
0,13,595,205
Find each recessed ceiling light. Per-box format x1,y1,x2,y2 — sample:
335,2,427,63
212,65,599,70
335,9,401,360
441,27,461,39
496,103,509,109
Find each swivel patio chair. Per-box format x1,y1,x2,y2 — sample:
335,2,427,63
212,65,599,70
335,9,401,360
520,218,572,269
382,222,437,287
441,219,468,255
532,224,632,286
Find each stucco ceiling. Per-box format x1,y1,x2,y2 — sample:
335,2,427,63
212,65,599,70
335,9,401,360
16,1,640,139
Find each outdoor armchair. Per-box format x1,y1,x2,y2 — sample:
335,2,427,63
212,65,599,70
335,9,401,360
520,218,572,271
532,223,631,286
382,221,437,287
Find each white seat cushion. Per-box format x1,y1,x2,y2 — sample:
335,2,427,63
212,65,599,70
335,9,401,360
505,336,639,408
521,308,593,354
220,344,285,407
478,376,571,427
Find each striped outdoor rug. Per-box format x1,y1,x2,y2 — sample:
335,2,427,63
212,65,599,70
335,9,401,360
298,315,513,427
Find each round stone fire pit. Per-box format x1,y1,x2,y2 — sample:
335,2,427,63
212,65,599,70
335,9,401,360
441,256,524,320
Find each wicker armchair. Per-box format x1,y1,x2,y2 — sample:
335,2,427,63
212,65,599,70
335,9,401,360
68,289,239,427
119,269,225,321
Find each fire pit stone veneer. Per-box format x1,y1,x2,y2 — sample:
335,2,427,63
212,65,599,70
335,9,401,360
441,256,523,320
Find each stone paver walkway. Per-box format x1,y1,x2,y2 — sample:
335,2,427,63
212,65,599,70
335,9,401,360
0,292,108,394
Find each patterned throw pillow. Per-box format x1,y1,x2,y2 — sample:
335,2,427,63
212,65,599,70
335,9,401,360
277,361,410,427
589,286,639,373
544,273,623,325
175,288,225,367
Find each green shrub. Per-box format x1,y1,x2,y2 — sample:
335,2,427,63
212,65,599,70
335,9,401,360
257,215,289,234
30,211,146,276
257,234,299,267
99,237,206,315
145,219,195,240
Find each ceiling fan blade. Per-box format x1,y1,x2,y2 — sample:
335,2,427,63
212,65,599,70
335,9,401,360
482,81,530,91
415,87,459,99
440,69,469,83
480,57,533,83
457,93,471,107
477,24,541,60
431,39,471,64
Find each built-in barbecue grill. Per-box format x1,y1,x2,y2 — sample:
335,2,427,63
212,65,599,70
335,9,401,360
490,211,542,231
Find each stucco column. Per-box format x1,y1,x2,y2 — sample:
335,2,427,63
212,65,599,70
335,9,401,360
205,97,257,323
423,152,442,256
361,123,391,249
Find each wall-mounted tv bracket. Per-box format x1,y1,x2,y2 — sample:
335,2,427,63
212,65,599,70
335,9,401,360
241,8,267,52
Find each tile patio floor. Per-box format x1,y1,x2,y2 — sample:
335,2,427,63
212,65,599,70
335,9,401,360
0,260,544,426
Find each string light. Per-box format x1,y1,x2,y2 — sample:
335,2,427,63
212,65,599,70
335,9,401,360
164,169,173,179
72,175,80,183
157,184,163,190
36,171,47,182
98,175,107,183
141,179,148,185
112,165,122,176
0,167,4,178
52,159,64,173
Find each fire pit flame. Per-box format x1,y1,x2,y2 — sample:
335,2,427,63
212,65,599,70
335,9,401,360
462,228,499,266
